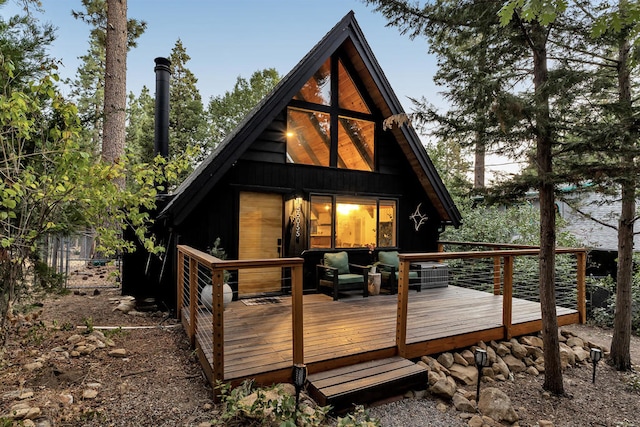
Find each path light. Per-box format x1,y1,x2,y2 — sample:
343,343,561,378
590,348,602,384
474,348,488,401
292,363,307,420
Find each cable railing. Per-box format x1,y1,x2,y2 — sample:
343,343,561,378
177,245,304,392
395,245,587,356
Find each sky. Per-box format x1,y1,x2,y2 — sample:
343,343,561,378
4,0,518,180
7,0,442,108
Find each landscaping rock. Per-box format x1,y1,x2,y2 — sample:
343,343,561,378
502,354,526,373
437,352,455,369
461,349,475,365
566,336,584,348
429,376,456,399
509,339,528,359
520,335,544,348
454,352,469,366
449,364,478,385
453,392,476,412
478,387,518,424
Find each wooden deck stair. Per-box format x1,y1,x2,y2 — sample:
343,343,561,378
306,356,427,412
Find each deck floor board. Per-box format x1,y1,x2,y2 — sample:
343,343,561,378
190,285,578,382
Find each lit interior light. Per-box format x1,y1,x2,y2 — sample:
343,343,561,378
337,204,359,215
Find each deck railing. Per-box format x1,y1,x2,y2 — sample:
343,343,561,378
177,242,587,390
395,244,587,357
177,245,304,388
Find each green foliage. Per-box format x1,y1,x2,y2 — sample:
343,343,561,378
336,405,380,427
104,326,127,339
208,237,231,283
441,196,581,248
624,371,640,393
0,54,190,338
82,317,94,333
213,380,332,426
33,261,65,292
498,0,567,26
589,265,640,335
207,68,280,152
23,321,49,346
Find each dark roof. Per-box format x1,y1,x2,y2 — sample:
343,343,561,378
160,11,461,227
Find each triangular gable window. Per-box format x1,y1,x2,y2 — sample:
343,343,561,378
287,55,375,171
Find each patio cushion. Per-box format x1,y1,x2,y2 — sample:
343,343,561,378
337,273,365,285
380,270,419,280
324,251,350,275
378,251,399,269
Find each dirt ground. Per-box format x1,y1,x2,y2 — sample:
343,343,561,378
1,264,639,426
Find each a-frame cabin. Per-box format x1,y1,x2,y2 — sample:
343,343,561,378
124,11,461,308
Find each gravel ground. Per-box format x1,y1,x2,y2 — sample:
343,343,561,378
367,399,467,426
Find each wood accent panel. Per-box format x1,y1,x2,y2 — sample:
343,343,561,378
239,192,283,295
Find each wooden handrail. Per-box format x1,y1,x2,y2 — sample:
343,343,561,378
177,244,305,393
396,247,587,350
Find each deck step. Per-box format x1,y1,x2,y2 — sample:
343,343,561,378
306,356,427,412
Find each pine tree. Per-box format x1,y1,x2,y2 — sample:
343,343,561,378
167,39,207,167
206,68,280,153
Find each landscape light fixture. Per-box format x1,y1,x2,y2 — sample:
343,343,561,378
474,348,488,401
590,348,602,384
292,363,307,420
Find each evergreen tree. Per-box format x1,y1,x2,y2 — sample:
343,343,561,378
126,86,155,164
206,68,280,153
102,0,128,182
69,0,146,153
167,39,207,168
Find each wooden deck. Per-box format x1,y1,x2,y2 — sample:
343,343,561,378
192,285,579,385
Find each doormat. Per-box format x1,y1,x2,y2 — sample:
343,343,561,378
242,296,287,306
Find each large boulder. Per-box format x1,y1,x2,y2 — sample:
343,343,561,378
478,387,519,424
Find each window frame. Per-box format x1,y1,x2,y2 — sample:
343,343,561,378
309,194,398,250
286,53,378,171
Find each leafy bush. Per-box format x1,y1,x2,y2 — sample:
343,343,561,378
589,270,640,335
213,380,380,427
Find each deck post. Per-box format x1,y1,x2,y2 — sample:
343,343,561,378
493,254,501,295
177,249,184,320
211,268,225,386
577,251,587,324
291,264,304,365
502,255,514,340
188,257,197,347
396,257,410,357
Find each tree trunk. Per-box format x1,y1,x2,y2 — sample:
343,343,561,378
474,132,485,189
610,30,633,372
102,0,127,189
531,22,564,395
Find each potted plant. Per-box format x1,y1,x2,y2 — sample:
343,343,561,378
200,237,233,310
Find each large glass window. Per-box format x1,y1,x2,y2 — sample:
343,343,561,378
309,196,397,249
337,117,374,171
287,56,375,171
310,196,333,248
286,108,330,166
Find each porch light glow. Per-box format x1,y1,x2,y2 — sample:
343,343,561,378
286,131,295,138
590,348,602,383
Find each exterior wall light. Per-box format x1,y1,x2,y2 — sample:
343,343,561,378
474,348,488,401
590,348,602,384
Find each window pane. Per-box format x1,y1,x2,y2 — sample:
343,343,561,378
379,200,397,247
293,58,331,106
338,59,370,114
337,117,374,171
287,108,330,166
335,197,377,248
310,196,333,249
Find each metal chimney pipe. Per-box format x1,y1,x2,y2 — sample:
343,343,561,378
154,57,171,159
